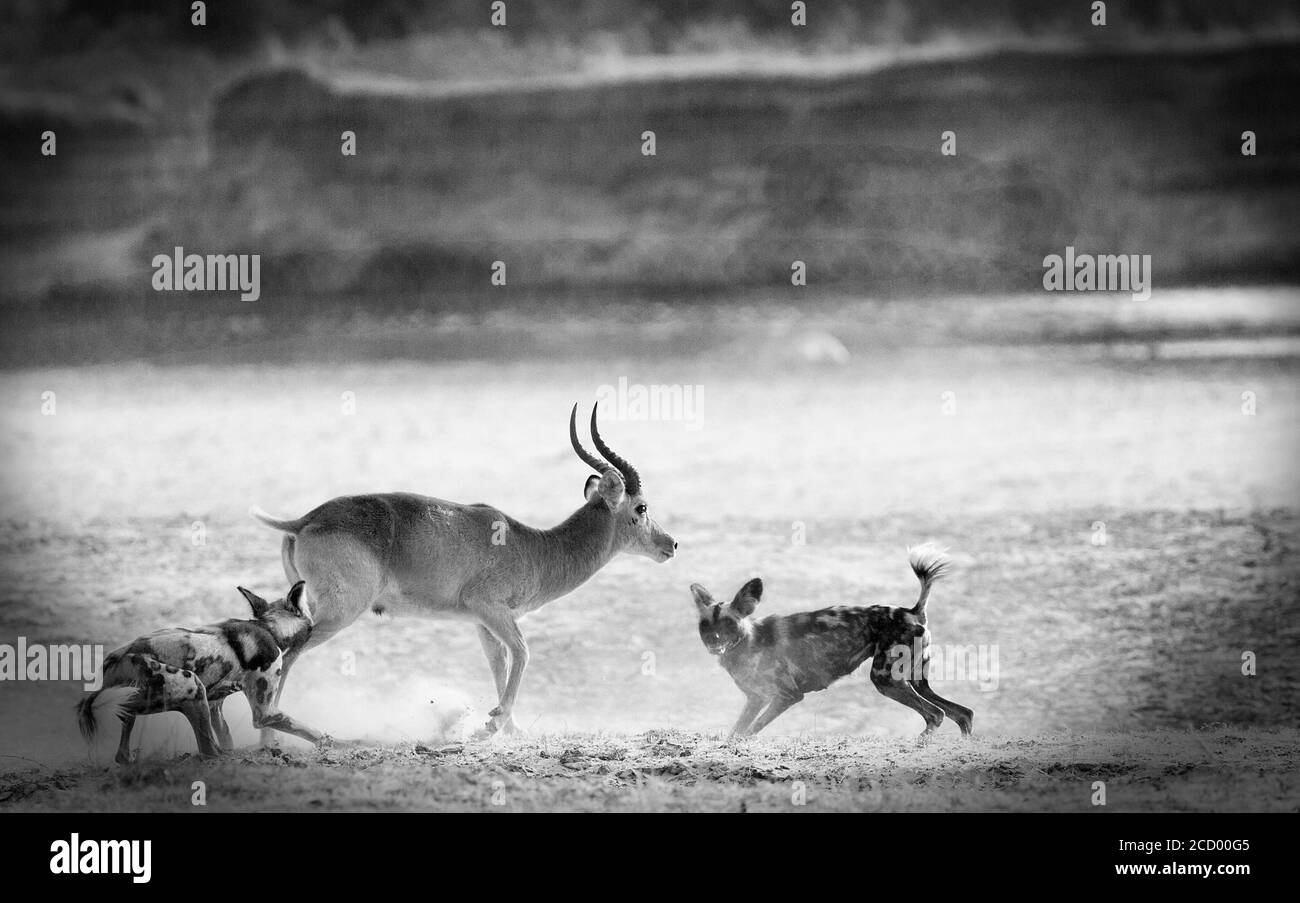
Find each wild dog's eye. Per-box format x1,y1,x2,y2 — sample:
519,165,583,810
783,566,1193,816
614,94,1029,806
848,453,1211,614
635,504,647,516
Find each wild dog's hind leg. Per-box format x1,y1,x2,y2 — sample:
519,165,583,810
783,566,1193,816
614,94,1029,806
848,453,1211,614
127,654,222,756
903,631,973,735
870,650,944,739
913,680,973,735
912,655,973,736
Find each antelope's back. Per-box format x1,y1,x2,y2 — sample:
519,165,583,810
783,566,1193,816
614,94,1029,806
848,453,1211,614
299,492,518,607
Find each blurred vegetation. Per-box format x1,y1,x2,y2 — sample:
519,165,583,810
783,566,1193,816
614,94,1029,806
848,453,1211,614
5,0,1299,53
0,1,1297,363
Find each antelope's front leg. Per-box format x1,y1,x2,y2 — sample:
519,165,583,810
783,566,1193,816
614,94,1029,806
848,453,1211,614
475,625,521,734
471,606,529,738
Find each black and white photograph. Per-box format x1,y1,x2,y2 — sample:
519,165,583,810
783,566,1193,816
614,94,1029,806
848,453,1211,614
0,0,1296,877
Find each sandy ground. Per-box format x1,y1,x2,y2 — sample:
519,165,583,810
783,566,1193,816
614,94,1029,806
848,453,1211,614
0,307,1297,810
4,729,1296,812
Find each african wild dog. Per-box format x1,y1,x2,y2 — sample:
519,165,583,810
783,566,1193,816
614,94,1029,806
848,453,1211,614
76,581,326,764
690,545,974,738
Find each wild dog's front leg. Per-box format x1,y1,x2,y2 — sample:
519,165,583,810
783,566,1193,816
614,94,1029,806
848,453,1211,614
210,702,234,750
259,652,295,748
745,692,804,736
470,604,528,738
730,693,767,736
244,658,328,746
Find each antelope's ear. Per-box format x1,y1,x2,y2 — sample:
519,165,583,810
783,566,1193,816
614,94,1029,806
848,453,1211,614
583,474,601,501
238,586,270,618
690,583,715,616
731,578,763,617
590,468,625,510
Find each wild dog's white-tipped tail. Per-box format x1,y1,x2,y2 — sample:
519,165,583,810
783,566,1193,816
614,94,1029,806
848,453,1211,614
249,505,304,533
76,686,139,743
908,543,953,624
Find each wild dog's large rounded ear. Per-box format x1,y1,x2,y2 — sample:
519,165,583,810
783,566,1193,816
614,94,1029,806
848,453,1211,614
730,578,763,617
690,583,715,616
238,586,270,618
583,474,601,501
588,469,625,510
286,581,311,621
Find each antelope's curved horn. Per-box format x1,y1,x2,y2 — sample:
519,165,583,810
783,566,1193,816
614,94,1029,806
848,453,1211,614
590,404,641,496
570,403,609,473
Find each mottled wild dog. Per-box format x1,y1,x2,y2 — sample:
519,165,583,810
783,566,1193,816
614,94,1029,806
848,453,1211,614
76,582,324,764
250,405,677,739
690,545,974,738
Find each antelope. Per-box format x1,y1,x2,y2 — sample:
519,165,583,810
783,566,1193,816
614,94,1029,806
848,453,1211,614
247,404,677,739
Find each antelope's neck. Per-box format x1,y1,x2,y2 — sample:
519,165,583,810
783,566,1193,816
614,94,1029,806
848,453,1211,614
528,502,619,604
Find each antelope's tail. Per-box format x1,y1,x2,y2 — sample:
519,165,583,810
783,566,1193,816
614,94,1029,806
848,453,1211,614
249,505,306,533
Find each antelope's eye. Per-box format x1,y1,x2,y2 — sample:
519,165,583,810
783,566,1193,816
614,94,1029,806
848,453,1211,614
635,504,647,516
